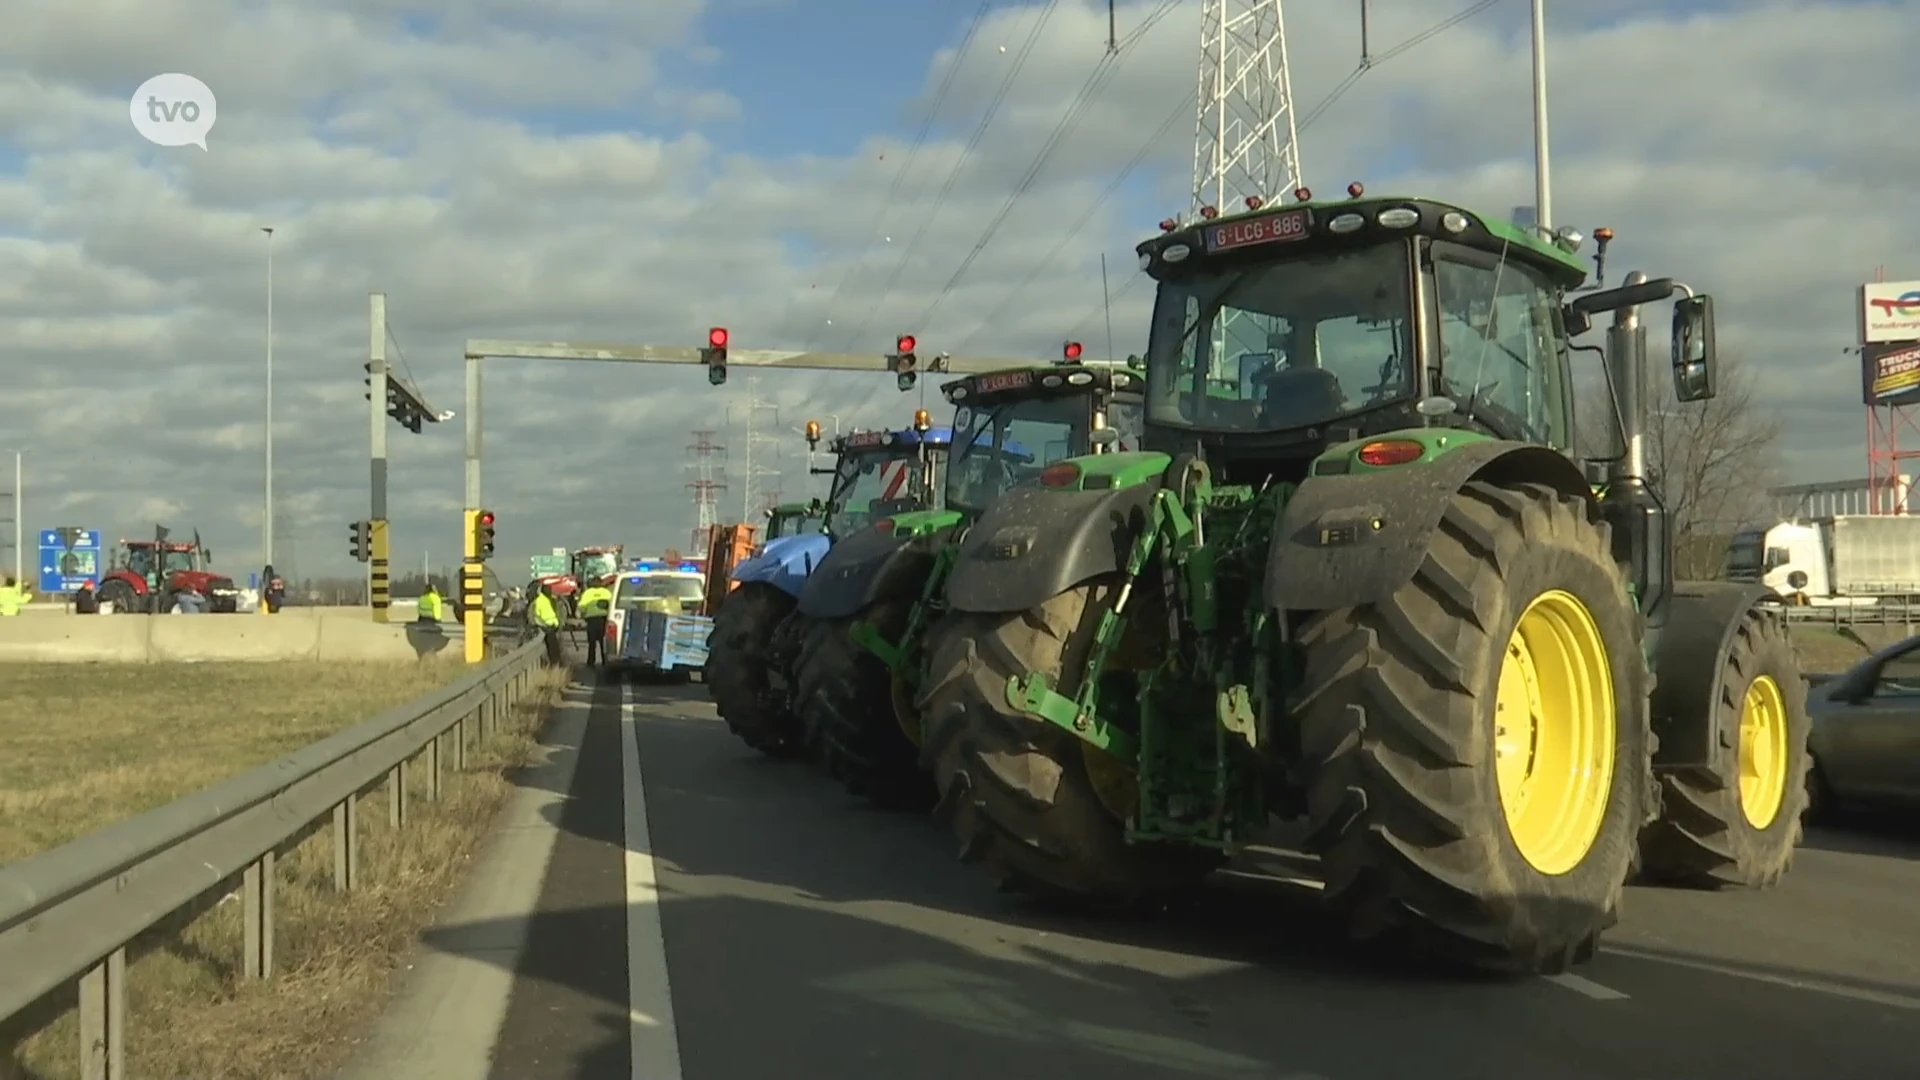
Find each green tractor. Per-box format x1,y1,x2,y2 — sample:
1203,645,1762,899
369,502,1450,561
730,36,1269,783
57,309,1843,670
766,499,827,539
790,353,1145,810
914,192,1812,975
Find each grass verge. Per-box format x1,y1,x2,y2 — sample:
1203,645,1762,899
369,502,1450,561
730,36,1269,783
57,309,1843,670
0,661,468,866
1788,624,1909,674
5,662,571,1080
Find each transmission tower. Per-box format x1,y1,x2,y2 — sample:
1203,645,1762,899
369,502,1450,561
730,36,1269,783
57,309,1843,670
730,375,783,522
1192,0,1303,218
1194,0,1304,384
685,430,729,554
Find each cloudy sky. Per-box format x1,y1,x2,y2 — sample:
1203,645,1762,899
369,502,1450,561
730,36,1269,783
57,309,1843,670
2,0,1916,583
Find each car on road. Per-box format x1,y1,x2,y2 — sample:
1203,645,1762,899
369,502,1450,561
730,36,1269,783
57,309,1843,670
1808,634,1920,815
607,563,710,679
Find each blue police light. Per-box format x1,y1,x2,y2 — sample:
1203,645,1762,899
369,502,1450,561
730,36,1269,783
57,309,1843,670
636,561,660,571
678,562,700,572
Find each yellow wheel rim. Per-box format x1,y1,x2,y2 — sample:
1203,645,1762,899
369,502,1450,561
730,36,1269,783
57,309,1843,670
1493,589,1617,876
1737,675,1789,829
1080,743,1138,822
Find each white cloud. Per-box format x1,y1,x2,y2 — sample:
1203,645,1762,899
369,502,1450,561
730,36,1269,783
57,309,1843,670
0,0,1914,582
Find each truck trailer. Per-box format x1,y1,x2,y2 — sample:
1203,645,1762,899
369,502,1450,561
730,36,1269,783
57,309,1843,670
1726,515,1920,603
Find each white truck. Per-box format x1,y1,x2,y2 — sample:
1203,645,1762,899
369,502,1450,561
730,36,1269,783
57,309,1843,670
605,564,712,679
1726,515,1920,604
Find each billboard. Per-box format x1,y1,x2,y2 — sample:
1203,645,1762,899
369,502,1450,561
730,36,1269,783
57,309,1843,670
1862,340,1920,406
1860,280,1920,344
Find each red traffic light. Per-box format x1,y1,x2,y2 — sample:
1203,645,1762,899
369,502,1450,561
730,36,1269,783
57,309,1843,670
709,327,729,348
479,511,495,527
896,334,917,354
1063,341,1084,361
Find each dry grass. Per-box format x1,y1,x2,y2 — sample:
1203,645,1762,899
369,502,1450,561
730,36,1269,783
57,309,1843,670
1789,625,1908,674
0,661,468,866
6,663,570,1080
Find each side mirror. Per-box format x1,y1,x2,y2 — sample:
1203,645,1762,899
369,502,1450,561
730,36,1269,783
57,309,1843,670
1088,427,1120,448
1563,276,1678,336
1671,294,1717,403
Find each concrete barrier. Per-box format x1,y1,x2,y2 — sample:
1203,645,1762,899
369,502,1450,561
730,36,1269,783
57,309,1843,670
0,614,465,663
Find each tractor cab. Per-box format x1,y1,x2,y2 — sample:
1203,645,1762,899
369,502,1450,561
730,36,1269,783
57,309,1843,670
765,500,825,540
571,546,624,585
122,541,204,584
1133,190,1716,491
813,423,952,537
940,359,1145,515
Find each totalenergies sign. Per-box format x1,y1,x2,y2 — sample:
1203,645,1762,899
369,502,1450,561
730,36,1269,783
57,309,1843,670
1861,280,1920,343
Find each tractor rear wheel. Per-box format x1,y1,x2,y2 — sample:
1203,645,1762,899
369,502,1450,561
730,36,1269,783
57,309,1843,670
794,600,934,811
98,579,140,615
1638,608,1810,888
918,581,1221,908
1294,481,1652,975
706,583,806,759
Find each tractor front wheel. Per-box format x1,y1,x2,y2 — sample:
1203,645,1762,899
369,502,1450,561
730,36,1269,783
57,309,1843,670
794,600,934,811
1294,481,1652,975
918,582,1220,908
1638,607,1810,888
705,583,806,759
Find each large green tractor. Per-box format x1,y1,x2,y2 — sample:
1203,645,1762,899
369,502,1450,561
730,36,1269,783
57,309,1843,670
915,193,1812,975
791,356,1145,810
707,422,950,759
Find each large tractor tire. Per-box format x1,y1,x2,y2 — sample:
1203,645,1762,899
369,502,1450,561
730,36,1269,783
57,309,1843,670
98,579,141,615
919,581,1221,908
706,583,806,759
1638,608,1810,888
794,600,934,811
1294,481,1653,975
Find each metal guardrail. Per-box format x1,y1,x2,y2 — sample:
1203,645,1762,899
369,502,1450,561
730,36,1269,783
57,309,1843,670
0,640,544,1078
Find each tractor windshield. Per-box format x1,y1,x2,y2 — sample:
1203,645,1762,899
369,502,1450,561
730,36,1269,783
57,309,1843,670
769,511,822,538
1145,242,1416,433
1428,244,1571,447
947,395,1087,514
162,550,196,574
826,449,934,536
576,551,620,580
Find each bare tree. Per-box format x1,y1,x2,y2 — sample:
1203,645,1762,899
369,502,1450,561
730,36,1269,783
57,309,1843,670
1645,350,1784,578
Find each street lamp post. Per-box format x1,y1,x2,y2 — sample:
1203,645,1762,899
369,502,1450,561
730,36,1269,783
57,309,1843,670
262,226,275,567
1529,0,1553,231
2,449,19,584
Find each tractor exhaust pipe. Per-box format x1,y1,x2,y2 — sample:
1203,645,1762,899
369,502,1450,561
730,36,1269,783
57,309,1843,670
1606,269,1649,487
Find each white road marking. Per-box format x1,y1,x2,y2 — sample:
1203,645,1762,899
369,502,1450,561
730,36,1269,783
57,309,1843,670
622,680,686,1079
1605,944,1920,1012
1545,972,1630,1000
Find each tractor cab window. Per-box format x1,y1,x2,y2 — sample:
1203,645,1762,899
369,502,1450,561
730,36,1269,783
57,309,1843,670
948,396,1087,514
1146,242,1417,433
576,552,619,580
827,450,927,535
161,550,195,574
770,513,822,539
1104,398,1143,450
1430,246,1570,448
126,547,155,579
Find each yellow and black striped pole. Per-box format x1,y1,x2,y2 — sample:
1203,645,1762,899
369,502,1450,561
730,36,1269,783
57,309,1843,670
462,508,486,664
368,518,391,623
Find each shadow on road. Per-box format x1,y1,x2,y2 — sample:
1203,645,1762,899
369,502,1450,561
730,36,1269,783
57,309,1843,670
1800,818,1920,862
429,671,1920,1080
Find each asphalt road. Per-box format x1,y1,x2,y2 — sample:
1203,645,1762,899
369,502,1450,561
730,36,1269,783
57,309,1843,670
401,672,1920,1080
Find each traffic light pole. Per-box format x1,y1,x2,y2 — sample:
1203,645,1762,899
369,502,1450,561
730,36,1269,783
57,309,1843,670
368,294,392,622
463,355,486,664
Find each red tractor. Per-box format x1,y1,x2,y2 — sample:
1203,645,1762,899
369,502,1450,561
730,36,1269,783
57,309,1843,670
97,532,241,614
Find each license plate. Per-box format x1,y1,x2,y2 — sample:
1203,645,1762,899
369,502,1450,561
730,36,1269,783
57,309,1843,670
975,370,1034,393
1206,209,1311,252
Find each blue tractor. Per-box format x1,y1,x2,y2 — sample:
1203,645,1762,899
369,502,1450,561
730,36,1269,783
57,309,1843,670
705,416,953,758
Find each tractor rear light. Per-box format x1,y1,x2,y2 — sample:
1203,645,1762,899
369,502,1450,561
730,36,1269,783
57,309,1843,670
1039,462,1082,487
873,519,895,534
1357,440,1425,467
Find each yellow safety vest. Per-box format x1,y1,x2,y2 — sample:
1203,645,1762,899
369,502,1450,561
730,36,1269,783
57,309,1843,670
532,593,561,627
0,585,27,616
419,592,442,620
577,586,613,618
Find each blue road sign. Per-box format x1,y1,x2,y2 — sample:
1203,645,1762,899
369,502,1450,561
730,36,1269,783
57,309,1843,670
37,528,103,594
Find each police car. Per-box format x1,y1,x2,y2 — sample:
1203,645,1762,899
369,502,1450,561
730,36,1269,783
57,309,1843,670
606,561,711,679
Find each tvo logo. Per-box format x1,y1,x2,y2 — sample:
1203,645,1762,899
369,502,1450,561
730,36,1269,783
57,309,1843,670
129,73,217,150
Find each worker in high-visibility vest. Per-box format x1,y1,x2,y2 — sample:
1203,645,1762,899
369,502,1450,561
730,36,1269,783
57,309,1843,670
416,582,444,624
531,583,564,667
0,577,30,616
576,579,614,668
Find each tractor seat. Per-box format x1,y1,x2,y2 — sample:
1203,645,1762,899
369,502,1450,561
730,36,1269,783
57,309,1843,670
1259,367,1347,427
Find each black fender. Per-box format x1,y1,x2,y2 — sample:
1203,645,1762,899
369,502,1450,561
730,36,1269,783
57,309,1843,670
797,524,955,621
1264,442,1592,613
944,480,1161,615
1649,581,1781,770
